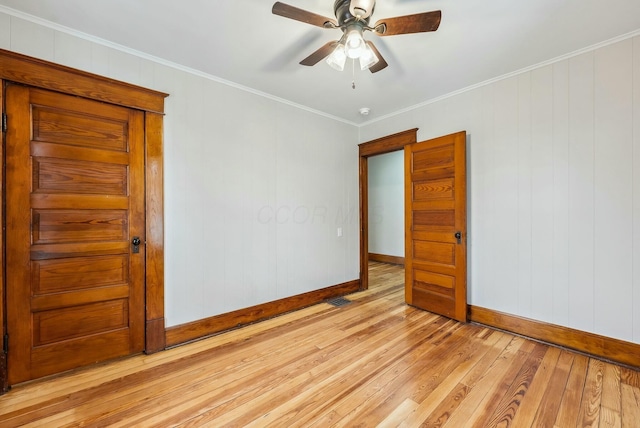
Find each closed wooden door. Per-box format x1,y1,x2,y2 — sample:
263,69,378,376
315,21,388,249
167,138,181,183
5,84,145,384
404,131,467,322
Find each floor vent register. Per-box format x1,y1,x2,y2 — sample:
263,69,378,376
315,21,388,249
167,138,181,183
326,297,352,307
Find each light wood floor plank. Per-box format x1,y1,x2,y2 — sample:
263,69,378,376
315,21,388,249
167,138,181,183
328,326,471,426
0,261,638,427
210,311,438,427
326,323,471,426
169,306,430,426
376,398,419,428
599,362,622,427
122,306,427,426
621,384,640,427
423,332,514,428
439,336,529,427
621,366,640,388
389,330,506,427
302,319,460,428
578,358,606,427
531,349,575,427
483,342,549,427
282,315,450,427
459,340,538,427
554,353,590,428
505,345,562,427
33,305,369,426
0,300,336,418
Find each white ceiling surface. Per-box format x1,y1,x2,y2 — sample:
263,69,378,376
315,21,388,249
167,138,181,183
1,1,640,124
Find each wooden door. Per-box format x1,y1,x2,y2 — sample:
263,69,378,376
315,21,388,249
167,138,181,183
5,84,146,384
404,131,467,322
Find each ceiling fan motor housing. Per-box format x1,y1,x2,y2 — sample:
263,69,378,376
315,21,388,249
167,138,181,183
334,0,373,27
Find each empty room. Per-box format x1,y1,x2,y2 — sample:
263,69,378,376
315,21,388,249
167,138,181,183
1,0,640,426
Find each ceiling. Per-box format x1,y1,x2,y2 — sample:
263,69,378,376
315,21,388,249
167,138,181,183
1,0,640,124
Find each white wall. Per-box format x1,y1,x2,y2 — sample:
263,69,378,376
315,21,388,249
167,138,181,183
0,11,360,327
4,9,640,345
360,35,640,344
368,151,404,257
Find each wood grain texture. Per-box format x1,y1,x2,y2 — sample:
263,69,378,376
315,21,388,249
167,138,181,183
4,85,33,384
5,86,146,384
360,154,369,291
0,49,167,385
358,128,418,157
373,10,441,36
165,279,361,347
271,2,337,29
359,129,418,292
405,131,467,322
577,359,605,427
0,80,5,394
145,318,166,355
529,350,574,427
144,112,165,353
469,305,640,368
0,48,167,114
554,353,590,427
1,262,637,426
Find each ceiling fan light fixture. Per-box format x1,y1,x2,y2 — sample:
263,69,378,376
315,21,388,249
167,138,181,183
359,43,379,70
272,1,442,74
326,43,347,71
345,28,365,59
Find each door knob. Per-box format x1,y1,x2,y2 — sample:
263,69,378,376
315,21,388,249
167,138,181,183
131,236,141,253
454,231,461,244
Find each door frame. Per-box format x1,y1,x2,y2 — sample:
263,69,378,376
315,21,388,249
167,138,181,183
358,129,418,290
0,49,168,392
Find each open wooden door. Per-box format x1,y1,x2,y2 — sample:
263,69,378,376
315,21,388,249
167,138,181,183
404,131,467,322
5,84,146,384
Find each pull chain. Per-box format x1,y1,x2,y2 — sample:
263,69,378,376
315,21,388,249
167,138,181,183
352,58,356,89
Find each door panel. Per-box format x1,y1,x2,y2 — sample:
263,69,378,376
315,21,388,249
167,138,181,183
413,241,456,265
33,156,128,195
6,84,145,384
33,256,129,293
405,131,467,322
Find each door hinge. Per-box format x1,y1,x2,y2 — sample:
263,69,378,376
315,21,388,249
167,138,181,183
3,334,7,354
1,113,6,133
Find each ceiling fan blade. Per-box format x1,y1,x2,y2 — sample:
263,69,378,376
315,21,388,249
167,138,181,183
373,10,441,36
366,41,388,73
272,2,338,29
300,41,339,66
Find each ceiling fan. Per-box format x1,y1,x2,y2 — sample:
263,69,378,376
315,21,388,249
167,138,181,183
272,0,441,73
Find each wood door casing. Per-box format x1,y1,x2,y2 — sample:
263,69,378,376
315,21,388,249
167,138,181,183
0,49,167,393
358,129,418,291
0,80,5,393
405,131,467,322
6,85,145,384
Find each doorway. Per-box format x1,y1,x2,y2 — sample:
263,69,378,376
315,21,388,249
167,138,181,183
359,129,417,290
368,150,405,267
359,129,467,322
0,49,167,390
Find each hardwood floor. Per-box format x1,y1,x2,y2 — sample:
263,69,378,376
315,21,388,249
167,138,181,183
1,261,639,427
